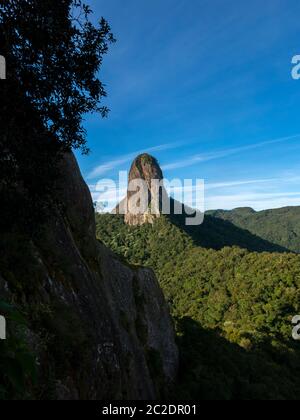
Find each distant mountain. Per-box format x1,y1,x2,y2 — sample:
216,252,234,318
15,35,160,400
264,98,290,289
112,153,287,253
168,204,288,253
115,153,168,226
207,206,300,253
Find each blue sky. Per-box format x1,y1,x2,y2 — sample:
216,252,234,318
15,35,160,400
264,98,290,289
76,0,300,211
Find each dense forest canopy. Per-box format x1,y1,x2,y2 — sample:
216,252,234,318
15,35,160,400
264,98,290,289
96,213,300,399
208,207,300,253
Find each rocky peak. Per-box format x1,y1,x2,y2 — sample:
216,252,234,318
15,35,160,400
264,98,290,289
129,154,163,184
117,154,168,226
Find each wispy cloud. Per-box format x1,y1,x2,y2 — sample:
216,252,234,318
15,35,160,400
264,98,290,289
88,169,300,212
162,134,300,171
87,141,186,179
206,178,278,190
205,173,300,210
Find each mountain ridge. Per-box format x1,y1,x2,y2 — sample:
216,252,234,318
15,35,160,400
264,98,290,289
112,154,291,254
207,206,300,253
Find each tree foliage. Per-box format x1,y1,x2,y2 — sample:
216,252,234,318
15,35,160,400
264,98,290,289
0,0,115,152
0,0,115,231
208,206,300,253
96,213,300,399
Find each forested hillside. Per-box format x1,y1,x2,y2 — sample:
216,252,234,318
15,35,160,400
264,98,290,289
208,207,300,253
96,213,300,399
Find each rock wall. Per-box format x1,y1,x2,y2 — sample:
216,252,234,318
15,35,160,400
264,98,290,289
0,153,178,400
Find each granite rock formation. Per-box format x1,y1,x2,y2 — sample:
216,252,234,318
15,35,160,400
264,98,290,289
116,154,168,226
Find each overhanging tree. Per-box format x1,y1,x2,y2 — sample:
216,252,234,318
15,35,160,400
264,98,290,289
0,0,115,230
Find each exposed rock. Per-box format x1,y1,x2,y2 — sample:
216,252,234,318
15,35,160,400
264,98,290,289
0,152,178,400
116,154,168,226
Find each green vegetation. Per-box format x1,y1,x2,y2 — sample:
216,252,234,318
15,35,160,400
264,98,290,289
140,154,159,166
208,207,300,253
96,214,193,270
96,212,300,400
0,0,115,232
169,205,288,252
0,301,37,400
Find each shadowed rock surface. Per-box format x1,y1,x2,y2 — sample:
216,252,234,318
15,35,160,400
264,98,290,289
0,153,178,400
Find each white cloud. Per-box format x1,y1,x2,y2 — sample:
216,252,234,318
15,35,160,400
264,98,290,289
205,178,277,190
87,140,186,179
88,163,300,212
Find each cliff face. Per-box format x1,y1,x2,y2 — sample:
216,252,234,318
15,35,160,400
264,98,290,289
116,154,168,226
0,153,178,400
